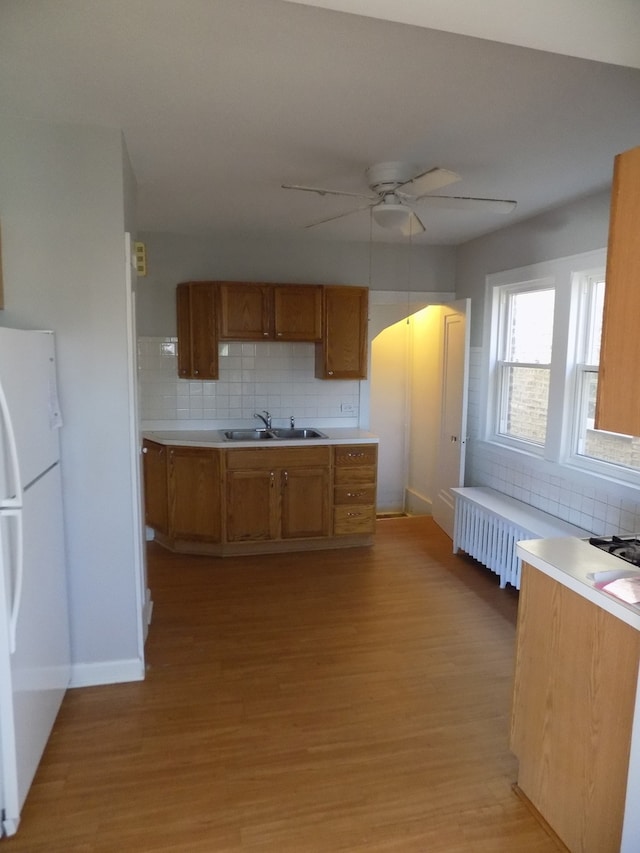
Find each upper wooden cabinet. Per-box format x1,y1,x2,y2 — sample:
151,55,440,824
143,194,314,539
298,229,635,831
218,282,322,341
176,281,366,380
315,285,368,379
595,145,640,436
273,285,323,341
176,282,218,380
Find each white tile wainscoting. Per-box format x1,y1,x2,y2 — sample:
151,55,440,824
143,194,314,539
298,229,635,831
137,336,361,426
465,347,640,538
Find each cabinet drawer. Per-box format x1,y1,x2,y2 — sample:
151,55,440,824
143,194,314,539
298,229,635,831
334,484,376,505
334,445,377,467
333,505,376,535
334,465,376,486
225,446,330,471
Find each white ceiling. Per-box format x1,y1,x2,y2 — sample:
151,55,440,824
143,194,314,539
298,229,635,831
1,0,640,245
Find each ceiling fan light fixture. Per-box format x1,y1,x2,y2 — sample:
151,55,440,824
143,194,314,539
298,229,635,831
371,202,411,231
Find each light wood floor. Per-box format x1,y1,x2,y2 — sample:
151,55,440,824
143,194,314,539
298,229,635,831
7,517,562,852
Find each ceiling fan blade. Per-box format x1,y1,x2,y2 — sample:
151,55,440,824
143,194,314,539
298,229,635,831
417,195,517,214
304,204,372,229
397,210,426,236
282,183,375,201
398,167,461,198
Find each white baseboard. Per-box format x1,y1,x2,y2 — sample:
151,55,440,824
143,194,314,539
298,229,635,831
70,657,145,688
405,488,432,516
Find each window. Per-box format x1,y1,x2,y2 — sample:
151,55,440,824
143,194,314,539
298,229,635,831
573,272,640,472
493,283,555,448
485,249,640,484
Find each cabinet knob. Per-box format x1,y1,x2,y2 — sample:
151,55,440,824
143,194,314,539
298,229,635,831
263,331,269,336
194,369,199,375
328,371,334,375
142,447,148,454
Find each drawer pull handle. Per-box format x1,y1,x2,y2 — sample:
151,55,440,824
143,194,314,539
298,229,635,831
347,491,365,498
347,452,365,458
346,512,363,518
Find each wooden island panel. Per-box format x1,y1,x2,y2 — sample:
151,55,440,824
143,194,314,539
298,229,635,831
511,562,640,853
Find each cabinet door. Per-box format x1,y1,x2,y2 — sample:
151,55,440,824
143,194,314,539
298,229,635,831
595,145,640,436
176,282,218,379
511,564,640,853
218,283,272,340
167,447,221,542
273,285,322,341
281,466,330,539
315,285,368,379
226,469,278,541
142,440,168,533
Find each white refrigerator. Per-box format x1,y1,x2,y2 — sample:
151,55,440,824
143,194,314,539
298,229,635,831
0,327,70,836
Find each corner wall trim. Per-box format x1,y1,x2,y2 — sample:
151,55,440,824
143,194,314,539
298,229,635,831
70,657,145,688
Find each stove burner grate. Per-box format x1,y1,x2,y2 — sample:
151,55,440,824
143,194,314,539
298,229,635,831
589,535,640,566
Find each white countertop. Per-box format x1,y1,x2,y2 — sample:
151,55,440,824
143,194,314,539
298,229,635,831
142,427,378,449
517,537,640,630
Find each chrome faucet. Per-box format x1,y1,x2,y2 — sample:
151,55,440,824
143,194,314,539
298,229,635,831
290,415,295,428
254,410,272,429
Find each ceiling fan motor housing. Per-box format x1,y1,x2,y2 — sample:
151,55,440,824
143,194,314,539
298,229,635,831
366,161,417,193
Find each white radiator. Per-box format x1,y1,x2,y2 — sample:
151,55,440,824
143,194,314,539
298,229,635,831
452,487,591,590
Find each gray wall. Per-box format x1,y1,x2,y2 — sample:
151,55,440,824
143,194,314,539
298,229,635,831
456,189,611,345
0,116,144,683
136,231,457,336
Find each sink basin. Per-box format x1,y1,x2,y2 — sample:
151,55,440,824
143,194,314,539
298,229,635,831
223,427,328,441
223,429,274,441
269,428,328,439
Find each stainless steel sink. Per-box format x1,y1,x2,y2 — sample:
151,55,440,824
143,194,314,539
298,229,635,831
269,428,328,439
223,429,274,441
223,427,328,441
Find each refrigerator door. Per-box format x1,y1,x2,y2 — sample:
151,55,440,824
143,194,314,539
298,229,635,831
0,329,62,504
0,463,70,835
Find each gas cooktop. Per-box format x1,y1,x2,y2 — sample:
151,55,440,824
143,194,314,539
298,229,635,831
589,535,640,567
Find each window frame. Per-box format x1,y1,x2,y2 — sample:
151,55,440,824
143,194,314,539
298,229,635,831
487,275,555,456
483,249,640,487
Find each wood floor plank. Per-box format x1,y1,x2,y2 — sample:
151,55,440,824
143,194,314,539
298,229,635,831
6,517,563,851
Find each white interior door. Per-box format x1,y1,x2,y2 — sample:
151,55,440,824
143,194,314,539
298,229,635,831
432,300,470,538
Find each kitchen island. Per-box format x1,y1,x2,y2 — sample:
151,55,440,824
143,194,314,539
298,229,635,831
141,428,378,557
513,537,640,853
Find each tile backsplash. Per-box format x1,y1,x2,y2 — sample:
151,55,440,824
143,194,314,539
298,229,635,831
465,347,640,537
137,336,360,425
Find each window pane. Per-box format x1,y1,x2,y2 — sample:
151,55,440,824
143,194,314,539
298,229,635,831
505,289,555,363
584,278,605,365
500,365,550,444
576,370,640,470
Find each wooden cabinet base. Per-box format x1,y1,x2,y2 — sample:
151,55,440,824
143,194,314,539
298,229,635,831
152,530,374,557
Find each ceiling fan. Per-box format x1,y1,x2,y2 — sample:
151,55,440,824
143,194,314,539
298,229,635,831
282,161,517,235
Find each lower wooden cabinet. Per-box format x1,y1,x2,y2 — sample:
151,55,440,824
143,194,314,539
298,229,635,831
142,440,168,533
142,440,221,544
142,439,377,555
225,446,330,542
167,446,221,542
332,444,377,535
511,563,640,853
